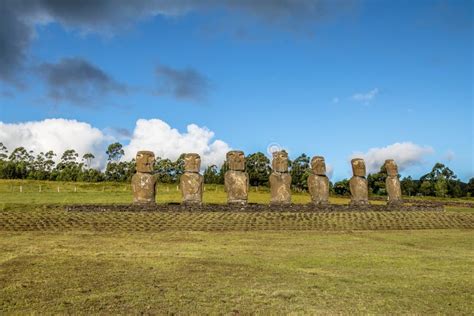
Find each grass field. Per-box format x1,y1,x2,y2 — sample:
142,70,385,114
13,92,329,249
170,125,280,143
0,179,473,314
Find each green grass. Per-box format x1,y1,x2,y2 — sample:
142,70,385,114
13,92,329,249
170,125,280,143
0,179,473,313
0,179,449,206
0,230,472,314
0,179,317,204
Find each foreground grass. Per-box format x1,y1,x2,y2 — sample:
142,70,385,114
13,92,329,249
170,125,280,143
1,179,472,313
0,230,472,314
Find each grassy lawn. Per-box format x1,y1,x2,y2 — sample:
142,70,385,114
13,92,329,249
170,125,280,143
3,179,470,206
0,180,473,313
0,230,472,314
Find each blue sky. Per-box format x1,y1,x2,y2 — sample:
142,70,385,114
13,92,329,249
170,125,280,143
0,0,472,180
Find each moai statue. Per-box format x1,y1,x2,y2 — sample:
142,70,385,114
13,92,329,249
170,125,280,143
307,156,329,205
180,153,204,205
384,159,403,205
131,151,157,204
224,150,249,204
269,150,292,205
349,158,369,206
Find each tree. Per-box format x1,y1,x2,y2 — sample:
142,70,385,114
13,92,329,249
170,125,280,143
6,147,34,179
246,152,270,186
421,163,457,182
55,149,82,181
0,142,8,161
154,157,174,183
174,154,185,182
420,163,458,197
82,153,95,168
333,179,350,196
217,162,228,185
105,160,134,182
419,180,434,196
106,142,124,162
203,165,220,184
400,176,418,196
434,177,448,197
367,164,388,195
467,178,474,197
290,153,311,191
447,180,464,198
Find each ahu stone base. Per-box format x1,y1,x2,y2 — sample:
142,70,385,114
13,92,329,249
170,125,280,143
66,203,444,213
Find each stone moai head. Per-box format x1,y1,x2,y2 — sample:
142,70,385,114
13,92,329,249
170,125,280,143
227,150,245,171
184,153,201,173
311,156,326,176
136,151,155,173
272,150,289,172
351,158,366,177
384,159,398,177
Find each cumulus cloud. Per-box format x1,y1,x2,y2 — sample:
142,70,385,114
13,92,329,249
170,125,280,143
444,150,455,162
38,57,127,106
351,88,379,104
0,117,230,169
124,119,230,167
326,164,334,179
351,142,434,173
155,65,210,101
0,118,110,167
0,0,355,85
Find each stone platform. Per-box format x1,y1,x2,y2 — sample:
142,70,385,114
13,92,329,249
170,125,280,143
65,203,444,213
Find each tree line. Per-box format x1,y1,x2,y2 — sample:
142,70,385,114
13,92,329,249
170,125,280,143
1,142,473,197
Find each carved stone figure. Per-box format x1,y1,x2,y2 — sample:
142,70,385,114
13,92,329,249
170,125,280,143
131,151,157,204
384,159,403,205
224,151,249,204
307,156,329,205
136,150,155,173
270,150,291,204
180,153,204,204
349,158,369,206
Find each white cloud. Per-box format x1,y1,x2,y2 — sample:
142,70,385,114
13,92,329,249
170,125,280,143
444,150,455,162
351,142,434,174
351,88,379,104
326,164,334,179
124,119,230,168
0,118,109,167
0,118,231,169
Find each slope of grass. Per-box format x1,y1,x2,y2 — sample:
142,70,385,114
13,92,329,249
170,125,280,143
0,180,472,313
1,206,473,231
0,230,472,314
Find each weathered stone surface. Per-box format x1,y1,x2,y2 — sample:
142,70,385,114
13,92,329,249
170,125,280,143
384,159,398,177
270,151,291,204
131,172,157,204
132,151,157,204
350,176,369,206
225,170,249,204
180,153,203,204
311,156,326,176
184,153,201,173
386,176,403,205
180,172,203,204
272,150,289,172
308,174,329,205
66,203,446,213
383,159,403,205
136,151,155,173
270,172,292,204
351,158,366,177
227,150,245,171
